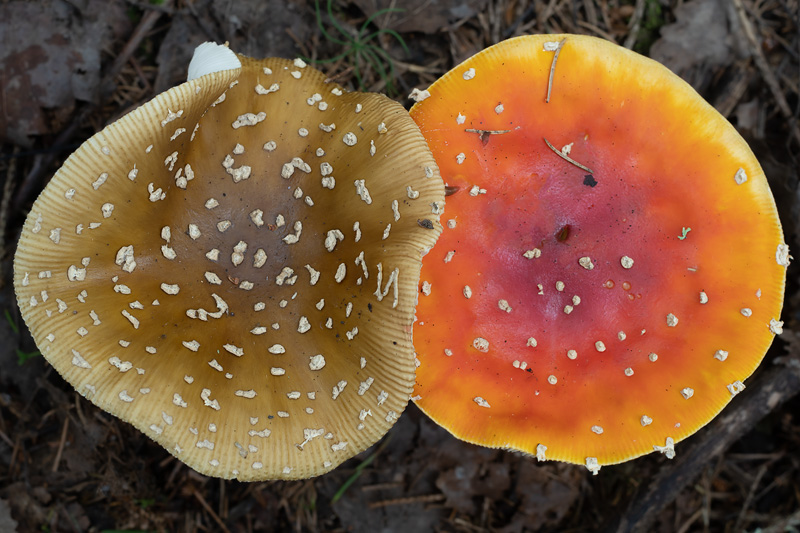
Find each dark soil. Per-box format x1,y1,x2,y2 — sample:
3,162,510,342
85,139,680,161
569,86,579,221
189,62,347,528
1,1,799,532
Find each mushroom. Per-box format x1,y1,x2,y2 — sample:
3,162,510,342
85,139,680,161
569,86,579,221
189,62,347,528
13,42,444,480
409,35,787,472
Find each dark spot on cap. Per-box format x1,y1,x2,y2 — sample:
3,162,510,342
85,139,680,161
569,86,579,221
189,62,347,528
417,219,435,229
444,185,460,196
583,174,597,187
556,225,571,242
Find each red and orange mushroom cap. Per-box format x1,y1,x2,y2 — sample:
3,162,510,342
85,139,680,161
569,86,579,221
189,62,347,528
409,34,787,473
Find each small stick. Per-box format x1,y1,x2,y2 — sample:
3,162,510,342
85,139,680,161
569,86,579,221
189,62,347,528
0,428,14,448
543,138,593,174
193,487,232,533
51,416,69,473
464,128,511,135
325,65,355,84
546,38,567,103
368,493,445,509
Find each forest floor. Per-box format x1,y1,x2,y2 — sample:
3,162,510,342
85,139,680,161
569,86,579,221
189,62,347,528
1,0,800,532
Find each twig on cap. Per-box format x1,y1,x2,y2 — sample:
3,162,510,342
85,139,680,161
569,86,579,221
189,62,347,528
544,137,594,174
546,38,567,103
464,128,511,135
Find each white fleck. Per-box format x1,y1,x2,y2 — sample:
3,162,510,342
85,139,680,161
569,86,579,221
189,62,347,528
620,256,634,269
67,264,86,282
160,108,183,127
121,310,139,329
536,444,547,461
776,244,791,267
408,88,430,102
769,318,784,335
680,387,694,399
232,112,266,129
118,390,135,403
734,167,748,185
595,341,606,352
654,437,675,459
71,350,91,369
473,396,491,408
354,179,372,204
332,380,347,400
578,256,594,270
624,367,634,376
325,229,345,251
463,67,475,80
641,415,653,426
727,381,746,396
666,313,679,327
204,272,222,285
224,344,244,357
147,182,166,202
473,337,489,352
270,367,286,376
358,377,374,396
377,390,388,406
330,262,346,284
421,281,432,296
649,352,659,362
343,132,357,146
173,394,187,408
456,152,466,165
714,349,729,361
275,266,296,285
591,425,604,435
585,457,601,475
160,283,180,295
741,308,752,317
547,375,557,385
298,316,311,333
253,249,267,268
699,291,708,304
182,340,200,352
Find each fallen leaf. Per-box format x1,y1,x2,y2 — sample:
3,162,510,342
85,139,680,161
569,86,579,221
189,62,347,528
0,0,131,146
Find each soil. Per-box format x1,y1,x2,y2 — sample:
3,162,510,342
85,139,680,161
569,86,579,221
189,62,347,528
1,1,799,532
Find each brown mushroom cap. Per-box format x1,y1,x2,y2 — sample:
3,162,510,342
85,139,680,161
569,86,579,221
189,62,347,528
409,34,786,472
14,44,444,480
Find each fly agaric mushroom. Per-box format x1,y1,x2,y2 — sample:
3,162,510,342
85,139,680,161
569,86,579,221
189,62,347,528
409,34,787,473
13,42,444,480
